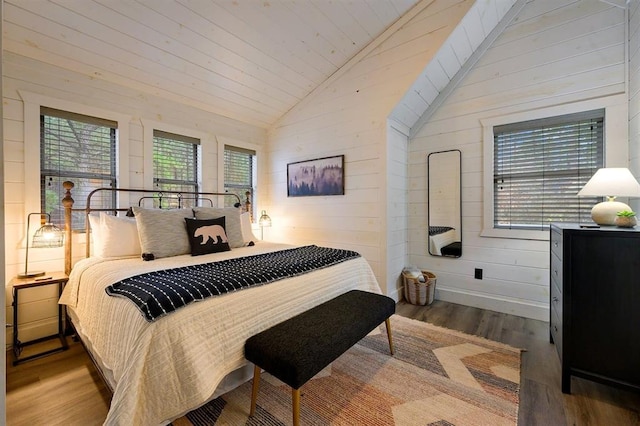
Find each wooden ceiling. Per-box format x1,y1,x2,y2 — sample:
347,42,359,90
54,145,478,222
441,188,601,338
4,0,421,128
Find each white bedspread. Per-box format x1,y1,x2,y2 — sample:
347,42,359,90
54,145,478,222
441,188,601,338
60,242,382,425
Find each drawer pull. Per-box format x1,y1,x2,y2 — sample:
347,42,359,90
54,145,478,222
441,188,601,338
554,325,558,332
554,241,559,247
553,296,559,303
554,269,558,276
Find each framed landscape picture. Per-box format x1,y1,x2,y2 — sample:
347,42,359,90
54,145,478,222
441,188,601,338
287,155,344,197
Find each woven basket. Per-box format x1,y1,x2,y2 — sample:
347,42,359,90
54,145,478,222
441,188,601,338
402,270,437,306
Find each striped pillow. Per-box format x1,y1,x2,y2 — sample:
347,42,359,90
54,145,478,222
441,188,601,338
132,207,194,260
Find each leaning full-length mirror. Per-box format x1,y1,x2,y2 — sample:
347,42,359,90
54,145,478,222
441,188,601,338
428,149,462,257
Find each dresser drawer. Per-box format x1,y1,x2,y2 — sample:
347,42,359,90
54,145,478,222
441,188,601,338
551,276,562,319
550,307,563,360
550,252,563,294
551,228,563,260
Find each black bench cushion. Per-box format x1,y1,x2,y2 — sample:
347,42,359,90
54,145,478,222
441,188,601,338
244,290,395,389
441,241,461,257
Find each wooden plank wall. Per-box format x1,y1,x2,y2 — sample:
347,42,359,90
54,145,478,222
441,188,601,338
409,0,628,320
266,1,475,298
2,54,266,343
1,2,7,416
386,124,409,300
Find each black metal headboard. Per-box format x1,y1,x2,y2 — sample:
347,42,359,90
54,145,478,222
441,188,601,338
62,181,242,273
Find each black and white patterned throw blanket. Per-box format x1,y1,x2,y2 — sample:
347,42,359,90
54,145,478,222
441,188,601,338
105,245,360,322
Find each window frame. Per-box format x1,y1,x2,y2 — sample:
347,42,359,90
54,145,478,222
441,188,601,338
152,129,200,200
223,144,257,213
40,107,118,225
217,136,261,222
481,95,629,241
21,91,130,221
492,109,604,231
141,120,206,204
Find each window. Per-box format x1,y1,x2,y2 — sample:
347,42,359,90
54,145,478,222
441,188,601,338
224,145,256,215
153,130,199,208
493,109,604,230
41,107,117,228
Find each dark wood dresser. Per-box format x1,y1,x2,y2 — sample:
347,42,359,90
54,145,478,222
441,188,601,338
550,223,640,394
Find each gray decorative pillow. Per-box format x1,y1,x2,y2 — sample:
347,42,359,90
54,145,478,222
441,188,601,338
132,207,194,260
192,207,244,248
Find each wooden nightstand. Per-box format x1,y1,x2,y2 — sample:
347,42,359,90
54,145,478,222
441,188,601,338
10,271,69,365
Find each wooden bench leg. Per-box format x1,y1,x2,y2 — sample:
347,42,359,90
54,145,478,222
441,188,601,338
292,388,301,426
385,318,394,355
250,365,261,417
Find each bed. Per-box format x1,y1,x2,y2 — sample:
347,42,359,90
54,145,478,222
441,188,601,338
58,182,382,425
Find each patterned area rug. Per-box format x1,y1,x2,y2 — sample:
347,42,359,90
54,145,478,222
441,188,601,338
173,315,521,425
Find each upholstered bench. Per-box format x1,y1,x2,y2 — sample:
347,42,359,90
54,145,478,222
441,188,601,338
244,289,395,426
441,241,462,257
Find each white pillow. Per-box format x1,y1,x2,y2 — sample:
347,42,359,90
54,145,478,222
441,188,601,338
240,212,257,244
88,213,104,257
100,213,141,258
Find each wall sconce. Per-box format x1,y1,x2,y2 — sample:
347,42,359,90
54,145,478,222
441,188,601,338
18,213,64,278
577,168,640,226
258,210,272,240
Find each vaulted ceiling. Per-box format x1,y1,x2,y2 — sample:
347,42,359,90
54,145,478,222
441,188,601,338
3,0,520,130
4,0,419,128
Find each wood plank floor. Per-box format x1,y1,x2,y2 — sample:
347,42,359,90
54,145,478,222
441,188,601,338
6,300,640,425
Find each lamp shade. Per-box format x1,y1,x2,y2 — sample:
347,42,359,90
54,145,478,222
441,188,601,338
258,210,272,241
576,168,640,197
258,210,272,228
577,168,640,226
18,213,64,278
32,222,64,248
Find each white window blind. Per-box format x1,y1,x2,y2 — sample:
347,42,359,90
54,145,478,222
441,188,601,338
493,109,604,230
41,107,117,228
153,130,199,208
224,145,256,211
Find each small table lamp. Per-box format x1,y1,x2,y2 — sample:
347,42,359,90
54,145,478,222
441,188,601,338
259,210,272,240
577,168,640,226
18,212,64,278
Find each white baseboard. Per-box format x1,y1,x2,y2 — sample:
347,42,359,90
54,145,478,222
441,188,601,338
435,287,549,321
387,286,401,303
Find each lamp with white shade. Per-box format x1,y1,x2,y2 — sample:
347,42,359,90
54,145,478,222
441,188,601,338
576,168,640,226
